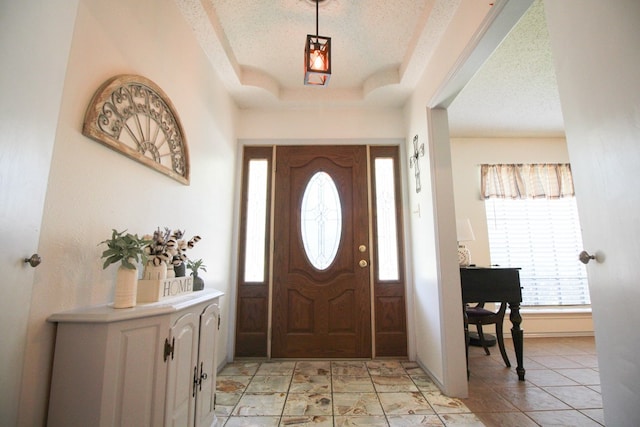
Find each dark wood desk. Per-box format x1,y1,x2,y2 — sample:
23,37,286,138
460,267,525,381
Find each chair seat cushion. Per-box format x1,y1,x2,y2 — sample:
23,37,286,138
466,307,496,317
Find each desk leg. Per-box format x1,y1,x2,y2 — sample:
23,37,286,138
509,301,525,380
463,303,470,379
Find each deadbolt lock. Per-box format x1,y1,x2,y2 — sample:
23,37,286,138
358,245,367,253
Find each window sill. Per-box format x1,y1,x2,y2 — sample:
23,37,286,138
519,306,592,315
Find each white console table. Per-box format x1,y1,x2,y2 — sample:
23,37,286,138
48,289,223,427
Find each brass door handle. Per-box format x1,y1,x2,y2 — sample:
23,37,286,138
359,259,368,268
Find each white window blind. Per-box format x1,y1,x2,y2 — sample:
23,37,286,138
485,197,590,306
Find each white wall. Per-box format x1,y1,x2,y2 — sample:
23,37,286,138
16,0,238,425
545,1,640,425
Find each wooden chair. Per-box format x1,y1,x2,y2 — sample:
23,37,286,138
466,302,511,367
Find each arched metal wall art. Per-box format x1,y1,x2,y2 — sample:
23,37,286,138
83,74,190,185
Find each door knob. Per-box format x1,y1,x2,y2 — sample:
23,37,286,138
359,259,368,268
579,251,595,264
24,254,42,268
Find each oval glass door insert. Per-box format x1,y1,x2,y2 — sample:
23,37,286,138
301,171,342,270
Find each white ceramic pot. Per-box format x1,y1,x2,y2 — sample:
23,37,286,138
114,264,138,308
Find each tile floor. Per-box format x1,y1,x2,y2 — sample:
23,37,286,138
215,336,603,426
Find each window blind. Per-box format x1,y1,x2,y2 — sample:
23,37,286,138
485,197,590,306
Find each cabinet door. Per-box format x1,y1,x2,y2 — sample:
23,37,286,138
165,312,199,427
195,303,220,427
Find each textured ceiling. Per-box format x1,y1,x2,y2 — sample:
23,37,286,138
448,0,565,137
177,0,463,109
176,0,564,137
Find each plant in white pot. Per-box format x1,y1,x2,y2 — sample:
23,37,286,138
99,229,150,308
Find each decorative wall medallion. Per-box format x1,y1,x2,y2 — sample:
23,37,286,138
82,74,190,185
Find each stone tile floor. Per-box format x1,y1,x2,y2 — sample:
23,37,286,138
215,336,602,426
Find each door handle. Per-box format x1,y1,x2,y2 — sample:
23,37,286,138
359,259,368,268
24,254,42,268
579,250,596,264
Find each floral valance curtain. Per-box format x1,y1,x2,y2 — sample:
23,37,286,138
481,163,575,199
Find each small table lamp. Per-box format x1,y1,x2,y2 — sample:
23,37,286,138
456,219,475,266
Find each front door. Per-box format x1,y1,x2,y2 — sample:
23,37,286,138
271,146,372,358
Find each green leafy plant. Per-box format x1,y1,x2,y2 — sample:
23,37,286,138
99,229,151,270
187,258,207,277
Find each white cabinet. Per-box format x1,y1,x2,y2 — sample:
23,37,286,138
165,302,219,426
47,289,223,427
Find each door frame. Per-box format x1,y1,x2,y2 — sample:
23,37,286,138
234,143,408,359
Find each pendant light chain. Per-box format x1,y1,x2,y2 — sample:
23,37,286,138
315,0,319,40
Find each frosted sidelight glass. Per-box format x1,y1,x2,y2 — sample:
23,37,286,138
244,159,268,282
375,158,399,280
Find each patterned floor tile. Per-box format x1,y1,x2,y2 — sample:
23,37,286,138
371,375,418,392
283,393,332,416
334,415,389,426
218,338,601,427
289,374,331,394
332,376,375,393
233,392,288,416
378,391,435,415
386,414,444,426
333,392,384,416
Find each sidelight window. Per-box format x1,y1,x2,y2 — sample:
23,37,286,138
374,158,400,281
243,159,269,282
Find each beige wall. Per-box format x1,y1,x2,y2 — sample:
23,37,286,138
450,137,594,336
404,1,496,398
451,137,571,268
16,0,238,425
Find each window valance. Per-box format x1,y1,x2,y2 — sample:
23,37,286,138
481,163,574,200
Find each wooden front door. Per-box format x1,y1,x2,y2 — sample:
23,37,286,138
271,146,372,358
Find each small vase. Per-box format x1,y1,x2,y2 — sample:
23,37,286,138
144,262,167,280
114,264,138,309
193,274,204,291
174,262,186,277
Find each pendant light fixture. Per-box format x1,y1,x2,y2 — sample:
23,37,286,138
304,0,331,86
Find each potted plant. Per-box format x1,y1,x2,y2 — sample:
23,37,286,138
99,229,150,308
187,258,207,291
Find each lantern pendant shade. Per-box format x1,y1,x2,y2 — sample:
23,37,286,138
304,35,331,86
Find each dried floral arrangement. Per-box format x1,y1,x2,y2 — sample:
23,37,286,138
143,227,201,267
